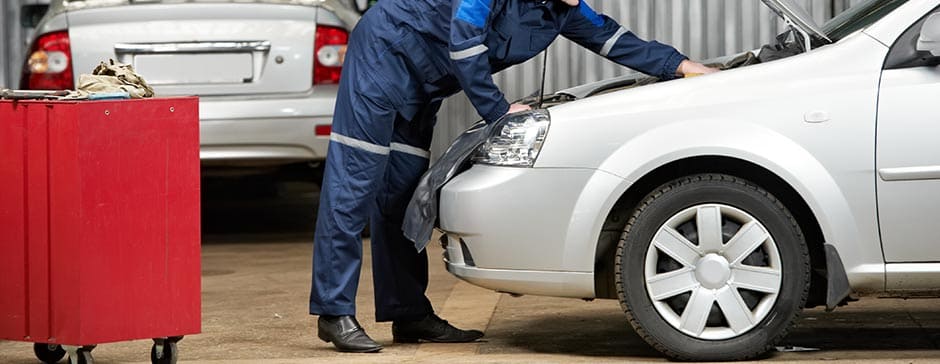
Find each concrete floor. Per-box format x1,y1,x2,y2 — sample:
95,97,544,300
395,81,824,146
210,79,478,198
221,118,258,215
2,178,940,363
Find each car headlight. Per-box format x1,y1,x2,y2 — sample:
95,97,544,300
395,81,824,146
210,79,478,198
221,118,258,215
473,109,551,167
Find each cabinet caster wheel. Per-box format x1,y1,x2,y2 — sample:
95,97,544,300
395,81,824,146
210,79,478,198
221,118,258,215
151,336,182,364
64,346,95,364
33,343,67,364
75,350,94,364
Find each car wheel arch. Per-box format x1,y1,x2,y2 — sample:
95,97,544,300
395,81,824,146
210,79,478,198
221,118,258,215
592,155,842,309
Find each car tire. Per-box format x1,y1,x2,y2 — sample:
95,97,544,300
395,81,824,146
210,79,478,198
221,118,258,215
615,174,810,361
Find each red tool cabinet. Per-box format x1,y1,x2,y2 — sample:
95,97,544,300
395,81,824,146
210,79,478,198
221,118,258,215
0,97,201,364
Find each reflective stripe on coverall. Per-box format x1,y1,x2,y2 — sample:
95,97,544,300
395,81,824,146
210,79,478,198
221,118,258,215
310,0,688,321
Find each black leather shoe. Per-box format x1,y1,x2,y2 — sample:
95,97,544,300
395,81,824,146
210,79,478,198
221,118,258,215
317,315,382,353
392,313,484,343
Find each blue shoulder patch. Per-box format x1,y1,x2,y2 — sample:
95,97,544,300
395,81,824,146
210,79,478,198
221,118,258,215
456,0,491,28
578,1,604,27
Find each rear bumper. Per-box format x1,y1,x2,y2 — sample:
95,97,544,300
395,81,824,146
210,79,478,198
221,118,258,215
198,89,336,166
199,116,331,166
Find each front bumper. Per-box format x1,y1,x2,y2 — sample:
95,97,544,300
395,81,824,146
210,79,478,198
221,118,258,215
198,89,337,166
441,233,595,298
438,164,625,298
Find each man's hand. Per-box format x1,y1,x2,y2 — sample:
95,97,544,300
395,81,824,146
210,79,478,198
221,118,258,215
559,0,579,5
676,60,720,77
507,103,532,115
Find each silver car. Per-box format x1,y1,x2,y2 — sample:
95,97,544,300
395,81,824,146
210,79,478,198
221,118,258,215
22,0,359,173
435,0,940,360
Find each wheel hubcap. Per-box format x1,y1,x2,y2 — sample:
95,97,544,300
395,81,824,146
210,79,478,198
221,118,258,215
644,204,782,340
695,254,731,289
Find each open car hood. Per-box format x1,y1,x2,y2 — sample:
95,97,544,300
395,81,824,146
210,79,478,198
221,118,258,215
547,0,831,101
544,51,758,101
761,0,832,44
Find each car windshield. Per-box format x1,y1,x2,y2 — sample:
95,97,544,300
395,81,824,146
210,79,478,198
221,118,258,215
822,0,908,41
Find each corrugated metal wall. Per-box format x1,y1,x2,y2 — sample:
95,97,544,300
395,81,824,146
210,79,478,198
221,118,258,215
0,2,11,89
1,0,28,90
432,0,864,156
1,0,48,89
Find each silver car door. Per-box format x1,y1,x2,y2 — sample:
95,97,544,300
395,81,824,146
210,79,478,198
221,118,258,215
876,8,940,263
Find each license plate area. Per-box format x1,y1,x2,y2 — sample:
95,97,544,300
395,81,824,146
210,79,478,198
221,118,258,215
134,53,253,85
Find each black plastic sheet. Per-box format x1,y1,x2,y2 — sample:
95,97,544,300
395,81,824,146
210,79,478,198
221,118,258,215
402,121,494,251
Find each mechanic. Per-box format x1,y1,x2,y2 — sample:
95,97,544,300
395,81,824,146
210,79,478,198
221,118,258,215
310,0,719,353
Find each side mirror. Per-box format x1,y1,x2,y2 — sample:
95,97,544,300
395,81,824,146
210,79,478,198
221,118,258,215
917,13,940,57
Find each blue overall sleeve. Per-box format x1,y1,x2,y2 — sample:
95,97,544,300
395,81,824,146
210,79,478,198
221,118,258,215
450,0,510,124
561,1,687,80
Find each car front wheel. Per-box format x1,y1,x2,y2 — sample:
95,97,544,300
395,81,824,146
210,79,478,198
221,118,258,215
616,174,810,361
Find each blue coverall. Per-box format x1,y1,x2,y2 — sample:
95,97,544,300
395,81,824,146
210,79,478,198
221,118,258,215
310,0,688,322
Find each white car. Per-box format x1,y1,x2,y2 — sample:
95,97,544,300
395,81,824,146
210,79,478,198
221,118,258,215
434,0,940,360
22,0,358,175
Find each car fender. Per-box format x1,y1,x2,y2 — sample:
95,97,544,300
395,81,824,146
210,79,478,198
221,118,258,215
575,119,884,292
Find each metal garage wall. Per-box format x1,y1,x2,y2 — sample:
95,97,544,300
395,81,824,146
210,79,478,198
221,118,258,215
1,2,10,88
1,0,28,89
1,0,46,89
432,0,864,157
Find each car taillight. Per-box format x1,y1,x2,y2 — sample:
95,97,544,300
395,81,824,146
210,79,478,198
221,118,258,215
314,25,348,85
21,31,73,90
